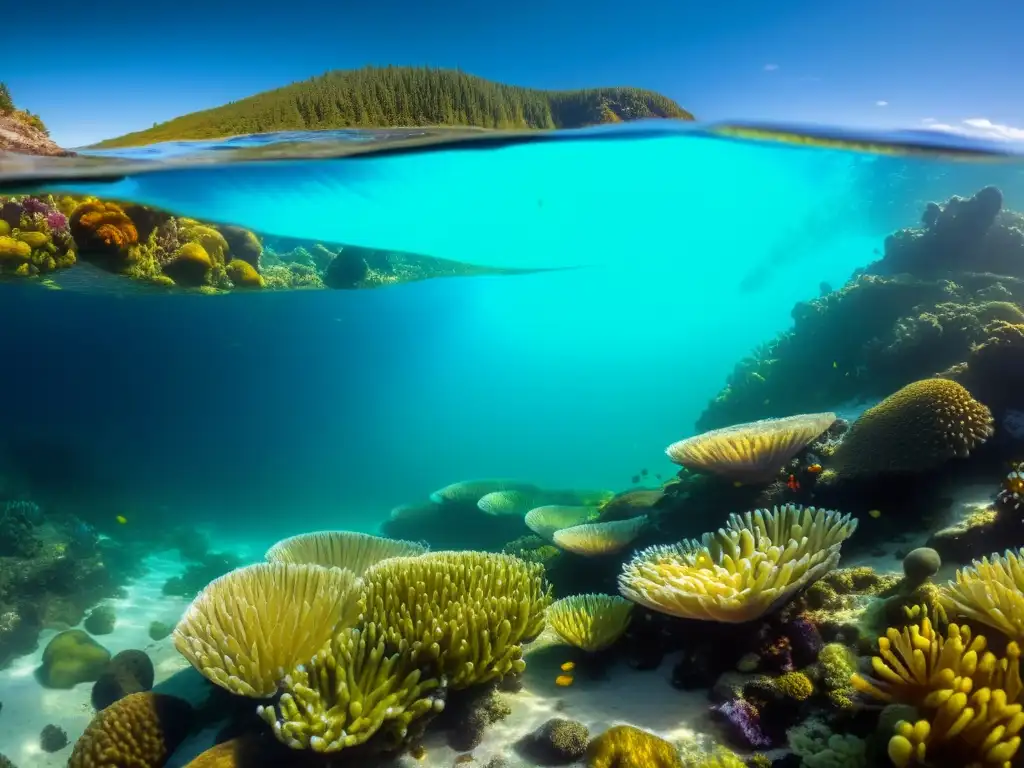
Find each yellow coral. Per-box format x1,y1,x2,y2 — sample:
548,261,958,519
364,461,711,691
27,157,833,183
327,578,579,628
361,550,551,688
776,670,815,700
829,379,994,478
666,412,836,483
587,724,682,768
226,258,264,288
940,549,1024,643
179,221,230,263
173,562,361,697
256,620,443,752
0,235,31,260
819,643,858,708
68,691,193,768
856,617,1024,767
619,504,856,622
546,593,634,652
15,230,49,248
525,504,599,542
264,530,426,575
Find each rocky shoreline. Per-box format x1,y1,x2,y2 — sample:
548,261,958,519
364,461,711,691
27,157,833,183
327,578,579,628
0,114,74,157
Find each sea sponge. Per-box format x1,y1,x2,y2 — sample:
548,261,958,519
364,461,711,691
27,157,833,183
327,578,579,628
257,620,445,752
68,692,192,768
225,258,264,288
587,724,682,768
0,235,31,260
939,548,1024,642
264,530,426,575
361,550,552,688
525,505,599,542
828,379,994,478
173,562,361,697
69,201,138,254
39,629,111,688
546,594,634,651
619,505,856,623
666,412,836,483
553,516,647,556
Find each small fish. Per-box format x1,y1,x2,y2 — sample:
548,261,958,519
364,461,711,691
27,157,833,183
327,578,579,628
655,473,662,480
560,661,576,672
832,361,838,369
868,509,882,519
787,474,800,491
631,475,640,484
640,468,648,476
807,464,823,474
554,674,574,687
763,399,770,405
115,515,128,524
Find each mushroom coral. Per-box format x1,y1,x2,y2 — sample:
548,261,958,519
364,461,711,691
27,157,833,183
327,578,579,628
666,412,836,483
618,504,856,623
264,530,426,576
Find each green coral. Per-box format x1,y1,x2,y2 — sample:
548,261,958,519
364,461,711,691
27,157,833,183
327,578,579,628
39,629,111,688
818,643,857,708
789,719,867,768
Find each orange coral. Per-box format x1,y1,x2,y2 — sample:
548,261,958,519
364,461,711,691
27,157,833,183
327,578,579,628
68,691,192,768
70,201,138,254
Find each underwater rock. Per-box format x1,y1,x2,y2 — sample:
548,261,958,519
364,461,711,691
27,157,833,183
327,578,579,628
901,547,941,587
39,629,111,688
83,604,117,635
162,552,243,597
925,504,1003,563
91,649,155,710
148,620,173,641
520,718,590,764
39,723,68,752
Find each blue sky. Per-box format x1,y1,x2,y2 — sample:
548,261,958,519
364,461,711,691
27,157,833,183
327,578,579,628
7,0,1023,148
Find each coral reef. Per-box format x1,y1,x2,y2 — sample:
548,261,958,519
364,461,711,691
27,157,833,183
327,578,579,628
68,692,193,768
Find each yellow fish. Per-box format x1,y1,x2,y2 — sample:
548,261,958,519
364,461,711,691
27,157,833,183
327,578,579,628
560,661,576,672
115,515,128,524
555,674,574,687
868,509,881,519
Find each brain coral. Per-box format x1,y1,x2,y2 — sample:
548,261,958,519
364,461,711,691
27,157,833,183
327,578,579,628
828,378,994,478
68,692,192,768
69,201,138,255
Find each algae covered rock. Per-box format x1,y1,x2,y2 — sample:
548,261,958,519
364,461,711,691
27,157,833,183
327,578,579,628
39,629,111,688
83,604,116,635
91,649,155,710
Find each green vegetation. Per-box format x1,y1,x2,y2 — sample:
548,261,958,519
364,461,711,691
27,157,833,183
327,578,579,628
0,81,50,135
94,66,694,148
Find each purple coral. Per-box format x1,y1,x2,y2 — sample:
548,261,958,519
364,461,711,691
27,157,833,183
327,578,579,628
711,698,772,748
45,210,68,233
21,197,49,216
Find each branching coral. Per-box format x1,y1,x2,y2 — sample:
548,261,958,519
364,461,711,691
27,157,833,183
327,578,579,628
853,616,1024,767
618,504,856,622
546,593,634,652
260,550,551,753
940,549,1024,643
828,378,994,478
666,412,836,483
256,620,444,752
173,562,361,697
264,530,426,576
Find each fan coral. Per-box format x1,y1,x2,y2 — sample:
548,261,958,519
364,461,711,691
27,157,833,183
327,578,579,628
264,530,426,575
173,562,361,697
546,593,634,651
666,412,836,483
553,516,647,556
619,504,856,622
828,379,994,478
587,724,682,768
68,692,193,768
939,548,1024,642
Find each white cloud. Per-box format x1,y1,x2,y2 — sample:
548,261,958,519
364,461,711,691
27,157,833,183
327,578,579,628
921,117,1024,141
763,63,779,71
875,100,889,107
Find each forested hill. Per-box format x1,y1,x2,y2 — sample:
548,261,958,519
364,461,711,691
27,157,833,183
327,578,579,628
93,66,694,148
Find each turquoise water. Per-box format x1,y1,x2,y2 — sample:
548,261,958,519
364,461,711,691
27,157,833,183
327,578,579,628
1,120,1023,547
